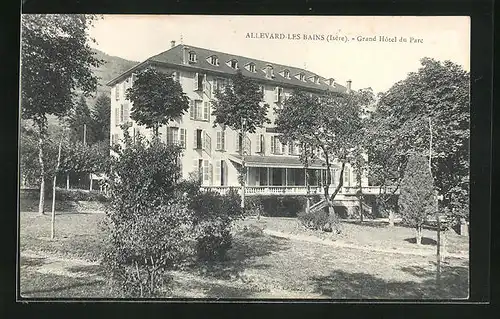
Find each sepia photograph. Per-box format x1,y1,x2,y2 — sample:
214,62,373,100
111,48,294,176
18,14,470,300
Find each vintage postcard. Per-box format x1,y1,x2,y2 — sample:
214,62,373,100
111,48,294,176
19,15,470,301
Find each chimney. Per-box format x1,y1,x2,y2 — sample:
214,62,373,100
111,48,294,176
170,40,176,48
182,46,189,65
346,80,352,93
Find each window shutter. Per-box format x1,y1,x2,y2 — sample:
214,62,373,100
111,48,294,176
124,103,130,123
180,128,186,148
196,101,203,120
216,131,221,150
215,160,221,186
193,129,198,148
119,105,124,123
194,73,199,90
203,101,209,121
210,163,214,185
189,100,195,119
221,131,225,150
256,135,261,153
203,160,210,183
270,136,275,154
166,127,172,145
114,108,119,127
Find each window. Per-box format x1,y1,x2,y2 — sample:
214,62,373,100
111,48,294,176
274,87,283,103
193,159,203,181
188,51,197,63
216,130,226,151
299,73,306,82
289,142,295,155
194,129,203,149
283,69,290,79
229,59,238,69
281,141,287,155
247,63,256,73
328,78,335,86
270,136,282,154
295,143,302,155
208,55,219,66
194,73,205,91
203,160,211,184
265,65,274,79
203,102,210,121
189,100,208,121
166,127,186,148
256,134,265,153
203,131,212,154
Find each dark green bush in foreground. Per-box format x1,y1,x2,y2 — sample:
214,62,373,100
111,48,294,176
103,133,241,297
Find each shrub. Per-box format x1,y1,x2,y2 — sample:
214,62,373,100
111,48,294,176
297,206,328,230
245,195,322,217
182,180,242,262
103,134,193,297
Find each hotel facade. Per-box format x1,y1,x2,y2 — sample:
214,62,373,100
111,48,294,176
107,42,384,211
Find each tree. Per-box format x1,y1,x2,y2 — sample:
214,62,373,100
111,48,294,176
66,95,93,144
21,14,102,214
126,67,189,137
275,89,374,232
91,93,111,143
211,69,270,134
373,58,469,224
399,154,436,245
211,69,270,209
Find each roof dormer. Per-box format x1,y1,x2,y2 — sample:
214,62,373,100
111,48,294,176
188,51,197,63
310,75,320,84
264,65,274,79
281,69,291,79
296,72,306,82
207,55,219,66
227,59,239,69
245,62,256,73
327,78,336,86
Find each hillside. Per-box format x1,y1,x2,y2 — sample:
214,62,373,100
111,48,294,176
43,49,138,127
89,49,139,105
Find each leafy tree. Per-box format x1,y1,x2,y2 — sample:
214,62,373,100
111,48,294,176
372,58,469,224
211,69,270,134
211,69,270,209
126,67,189,137
275,89,374,232
21,14,102,214
66,95,94,144
90,93,111,143
399,154,436,245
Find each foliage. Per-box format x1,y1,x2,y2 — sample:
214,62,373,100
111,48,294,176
66,95,94,144
371,58,469,222
21,14,102,213
211,69,270,133
126,66,189,137
90,93,111,143
275,88,374,230
60,139,111,175
245,195,323,217
399,154,436,233
103,134,192,297
179,178,242,262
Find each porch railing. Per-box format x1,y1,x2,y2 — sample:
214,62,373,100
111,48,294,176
200,185,398,196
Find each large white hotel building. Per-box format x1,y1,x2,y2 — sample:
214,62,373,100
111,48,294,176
107,42,380,208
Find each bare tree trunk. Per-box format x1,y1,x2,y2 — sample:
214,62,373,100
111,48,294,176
38,133,45,215
415,226,422,245
388,209,395,227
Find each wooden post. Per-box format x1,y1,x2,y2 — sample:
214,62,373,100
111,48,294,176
51,139,63,239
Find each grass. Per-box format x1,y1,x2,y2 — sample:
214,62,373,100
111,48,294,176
19,211,469,299
241,217,469,256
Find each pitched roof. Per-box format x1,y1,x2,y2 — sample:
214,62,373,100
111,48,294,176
107,44,348,93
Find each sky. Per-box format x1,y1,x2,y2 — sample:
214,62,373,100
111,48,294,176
88,15,470,94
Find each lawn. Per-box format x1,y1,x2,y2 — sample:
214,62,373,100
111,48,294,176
19,211,469,299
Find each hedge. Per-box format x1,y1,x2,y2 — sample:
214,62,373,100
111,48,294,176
20,188,109,202
245,195,323,217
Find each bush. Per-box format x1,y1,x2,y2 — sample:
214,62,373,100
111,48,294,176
182,181,242,262
20,188,108,202
245,195,322,217
103,135,192,297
